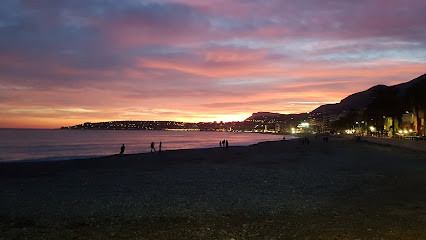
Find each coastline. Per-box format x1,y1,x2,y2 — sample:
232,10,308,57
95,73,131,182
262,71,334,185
0,129,290,163
2,134,424,165
1,136,425,239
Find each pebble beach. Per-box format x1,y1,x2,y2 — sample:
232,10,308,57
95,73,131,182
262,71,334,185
0,136,425,239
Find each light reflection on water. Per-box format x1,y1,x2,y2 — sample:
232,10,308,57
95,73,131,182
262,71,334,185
0,129,295,162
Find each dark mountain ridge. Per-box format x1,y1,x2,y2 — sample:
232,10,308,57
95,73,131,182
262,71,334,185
311,73,426,116
244,73,425,133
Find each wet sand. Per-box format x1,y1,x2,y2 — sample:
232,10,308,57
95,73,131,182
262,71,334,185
0,136,425,239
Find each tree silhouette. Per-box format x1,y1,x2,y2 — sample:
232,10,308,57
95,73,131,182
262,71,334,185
364,87,403,135
406,76,426,135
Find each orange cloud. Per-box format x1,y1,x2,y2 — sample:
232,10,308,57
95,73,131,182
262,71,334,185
1,0,426,128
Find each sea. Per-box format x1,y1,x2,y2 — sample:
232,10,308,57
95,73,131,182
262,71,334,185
0,129,294,163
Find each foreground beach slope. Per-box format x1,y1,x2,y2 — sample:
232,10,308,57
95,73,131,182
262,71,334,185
0,136,425,239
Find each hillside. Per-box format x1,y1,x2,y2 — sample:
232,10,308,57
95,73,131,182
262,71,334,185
312,73,426,115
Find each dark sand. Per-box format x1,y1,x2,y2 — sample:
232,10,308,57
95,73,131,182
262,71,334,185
361,136,426,152
0,136,425,239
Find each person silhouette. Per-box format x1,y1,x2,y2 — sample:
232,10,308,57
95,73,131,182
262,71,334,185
225,140,229,149
222,140,225,148
159,141,162,152
150,142,156,152
219,141,222,148
119,144,125,155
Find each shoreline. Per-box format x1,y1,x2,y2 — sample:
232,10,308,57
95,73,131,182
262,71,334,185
1,136,425,239
3,133,426,164
0,129,291,164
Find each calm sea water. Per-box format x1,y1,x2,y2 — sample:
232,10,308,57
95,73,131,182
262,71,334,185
0,129,293,162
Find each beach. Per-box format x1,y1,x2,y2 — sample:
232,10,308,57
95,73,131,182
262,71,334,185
0,136,425,239
361,136,426,152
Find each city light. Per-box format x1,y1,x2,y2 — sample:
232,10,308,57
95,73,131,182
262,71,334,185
297,122,310,128
369,126,375,132
345,129,355,134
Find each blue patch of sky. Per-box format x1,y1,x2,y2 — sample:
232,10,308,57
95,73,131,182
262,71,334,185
128,45,188,57
314,49,426,62
311,40,426,62
212,37,426,63
210,37,323,53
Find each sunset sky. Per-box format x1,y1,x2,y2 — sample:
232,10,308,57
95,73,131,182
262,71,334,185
1,0,425,128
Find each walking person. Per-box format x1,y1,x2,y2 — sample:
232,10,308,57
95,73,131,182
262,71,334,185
225,140,229,150
150,142,156,152
219,141,222,148
119,144,125,156
159,141,162,152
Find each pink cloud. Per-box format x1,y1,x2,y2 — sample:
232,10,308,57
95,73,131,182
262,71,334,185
1,0,425,128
